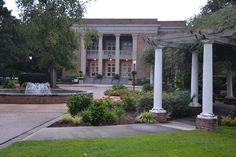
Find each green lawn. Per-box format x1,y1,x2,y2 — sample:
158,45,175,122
0,127,236,157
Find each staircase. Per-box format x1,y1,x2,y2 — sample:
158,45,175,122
84,77,129,85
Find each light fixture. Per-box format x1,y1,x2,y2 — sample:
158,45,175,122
29,56,32,60
125,59,128,62
94,58,97,61
133,60,136,64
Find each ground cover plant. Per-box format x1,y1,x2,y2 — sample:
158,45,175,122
0,127,236,157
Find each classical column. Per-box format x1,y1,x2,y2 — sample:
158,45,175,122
196,40,218,131
115,34,120,74
150,65,154,86
189,52,200,107
225,63,234,99
98,34,103,75
132,34,138,71
80,34,86,75
150,47,167,123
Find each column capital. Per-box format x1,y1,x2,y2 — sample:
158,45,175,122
155,45,165,49
202,39,214,44
115,34,120,37
132,34,138,38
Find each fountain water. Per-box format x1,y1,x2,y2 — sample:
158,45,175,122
25,82,51,95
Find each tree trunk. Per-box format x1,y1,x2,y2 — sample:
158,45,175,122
49,65,57,88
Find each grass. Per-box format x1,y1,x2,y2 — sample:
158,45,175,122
0,127,236,157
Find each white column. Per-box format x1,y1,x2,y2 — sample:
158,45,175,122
150,47,166,113
115,34,120,74
150,65,154,86
200,40,215,117
98,34,103,75
226,63,234,99
132,34,138,71
80,34,86,75
189,52,200,107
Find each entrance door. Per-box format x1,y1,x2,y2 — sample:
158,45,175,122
121,62,132,77
90,62,98,77
106,62,115,77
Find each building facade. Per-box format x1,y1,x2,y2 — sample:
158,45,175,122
70,19,185,82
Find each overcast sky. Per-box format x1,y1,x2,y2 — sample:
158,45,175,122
5,0,208,20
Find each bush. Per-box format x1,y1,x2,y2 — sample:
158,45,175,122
113,106,124,120
72,116,82,126
142,83,153,92
221,117,236,126
136,112,156,123
3,80,16,89
122,96,137,112
136,95,153,113
89,100,107,126
112,84,127,90
80,110,92,123
163,91,191,118
67,94,93,116
60,114,73,123
18,73,49,85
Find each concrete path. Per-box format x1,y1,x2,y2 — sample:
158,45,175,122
0,103,67,148
23,117,196,141
24,124,182,141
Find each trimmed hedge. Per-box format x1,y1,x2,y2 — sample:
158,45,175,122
19,73,49,84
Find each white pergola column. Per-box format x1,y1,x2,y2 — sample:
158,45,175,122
150,65,154,86
196,40,218,130
200,40,215,117
189,52,200,107
132,34,138,71
98,34,103,75
80,34,86,75
115,34,120,74
150,47,166,113
225,63,234,99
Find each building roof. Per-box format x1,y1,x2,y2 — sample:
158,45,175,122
81,18,185,27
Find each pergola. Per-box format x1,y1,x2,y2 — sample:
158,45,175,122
144,29,236,130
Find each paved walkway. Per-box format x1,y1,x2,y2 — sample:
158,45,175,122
24,122,195,141
0,104,67,148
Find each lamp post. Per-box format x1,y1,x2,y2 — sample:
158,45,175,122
132,60,136,91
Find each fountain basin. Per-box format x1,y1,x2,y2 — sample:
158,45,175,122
0,89,92,104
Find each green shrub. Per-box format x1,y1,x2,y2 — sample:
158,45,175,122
112,84,127,90
60,114,73,123
136,112,156,123
113,106,124,120
221,117,236,126
18,73,49,84
104,111,117,124
136,95,153,113
142,83,153,92
163,91,191,118
3,80,16,89
122,96,137,112
89,100,107,126
67,94,93,116
80,110,91,123
72,116,82,126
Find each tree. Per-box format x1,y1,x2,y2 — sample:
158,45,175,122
16,0,86,87
0,0,26,77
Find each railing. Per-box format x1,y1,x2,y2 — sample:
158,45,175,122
120,50,132,59
103,50,115,59
87,50,98,59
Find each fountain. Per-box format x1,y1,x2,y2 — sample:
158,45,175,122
25,82,51,95
0,82,92,104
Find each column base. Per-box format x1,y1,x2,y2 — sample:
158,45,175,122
189,102,201,107
189,106,202,116
150,109,167,123
224,97,235,105
196,115,218,131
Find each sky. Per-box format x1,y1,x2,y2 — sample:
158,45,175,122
5,0,208,21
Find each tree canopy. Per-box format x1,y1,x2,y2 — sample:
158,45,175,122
188,0,236,30
0,0,26,76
